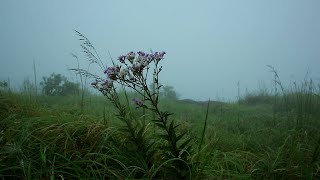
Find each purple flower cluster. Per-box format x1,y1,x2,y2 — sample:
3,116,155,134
118,51,166,65
93,50,166,94
153,51,166,62
126,51,136,63
132,97,144,107
91,79,114,93
104,66,120,80
131,63,143,74
102,79,113,90
118,55,126,63
107,51,166,80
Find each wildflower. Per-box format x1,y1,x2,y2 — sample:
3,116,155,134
118,68,129,79
160,51,166,57
132,97,144,107
145,53,155,62
126,51,135,63
141,59,149,67
131,63,143,75
102,80,113,92
118,55,126,63
154,51,166,61
137,51,145,56
104,66,119,80
137,53,147,63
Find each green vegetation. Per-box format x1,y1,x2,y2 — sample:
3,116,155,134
0,33,319,179
0,79,319,179
40,73,80,96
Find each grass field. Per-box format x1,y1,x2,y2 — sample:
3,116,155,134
0,40,319,179
1,81,319,179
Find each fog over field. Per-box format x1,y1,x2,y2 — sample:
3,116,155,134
1,0,320,100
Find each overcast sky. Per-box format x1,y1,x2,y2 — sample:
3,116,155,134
1,0,320,100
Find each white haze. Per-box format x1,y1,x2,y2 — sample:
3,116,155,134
1,0,320,101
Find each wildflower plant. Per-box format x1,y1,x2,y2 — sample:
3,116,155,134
93,50,192,178
72,31,193,179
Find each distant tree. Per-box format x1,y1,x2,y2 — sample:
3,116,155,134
40,73,80,96
161,85,179,100
0,80,8,92
61,80,80,96
0,80,8,88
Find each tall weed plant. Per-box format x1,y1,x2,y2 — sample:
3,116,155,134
71,31,207,179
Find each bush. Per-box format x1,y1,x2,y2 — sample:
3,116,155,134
40,73,80,96
0,80,8,92
161,85,179,100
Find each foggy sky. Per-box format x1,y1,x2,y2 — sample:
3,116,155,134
1,0,320,101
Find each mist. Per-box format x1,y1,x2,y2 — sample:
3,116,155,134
1,0,320,101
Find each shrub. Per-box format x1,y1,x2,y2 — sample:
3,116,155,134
161,85,179,100
0,80,8,92
40,73,80,96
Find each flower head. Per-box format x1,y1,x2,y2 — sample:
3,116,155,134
118,55,126,63
145,53,155,62
132,97,144,107
118,68,129,79
102,79,113,92
137,51,146,56
104,66,119,80
138,54,146,62
126,51,135,63
154,51,166,62
131,63,143,75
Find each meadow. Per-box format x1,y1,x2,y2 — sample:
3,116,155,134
0,78,319,179
0,34,320,179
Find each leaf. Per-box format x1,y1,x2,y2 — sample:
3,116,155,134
169,120,175,133
159,135,171,141
173,124,180,130
180,150,189,159
179,138,192,150
154,122,166,129
147,149,157,160
137,126,146,139
185,145,192,154
162,111,174,118
176,131,187,142
198,99,210,154
146,142,155,151
163,151,175,159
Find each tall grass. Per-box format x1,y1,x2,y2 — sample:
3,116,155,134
1,32,319,179
1,80,320,179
